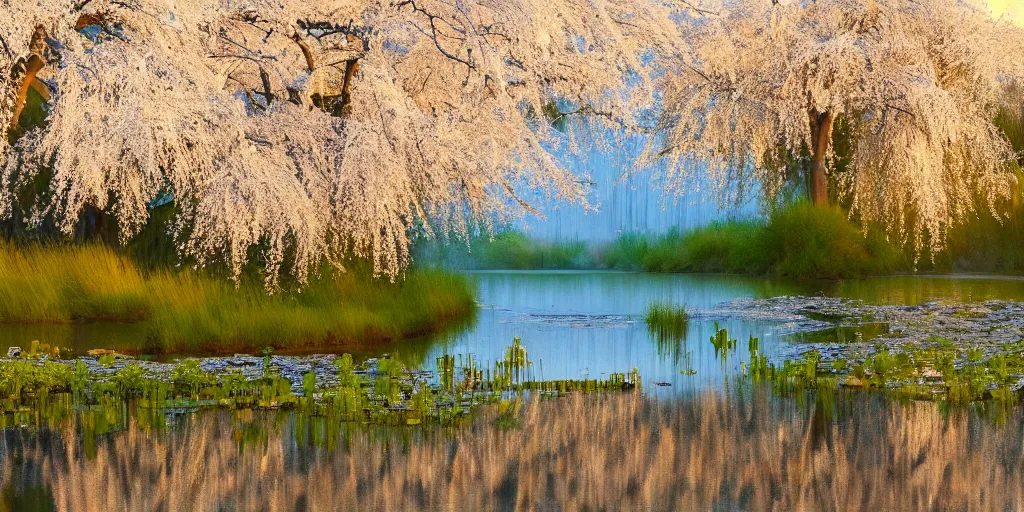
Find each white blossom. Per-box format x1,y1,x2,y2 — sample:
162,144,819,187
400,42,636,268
0,0,682,286
652,0,1024,253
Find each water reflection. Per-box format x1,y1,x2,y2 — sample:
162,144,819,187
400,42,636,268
2,390,1022,511
829,274,1024,305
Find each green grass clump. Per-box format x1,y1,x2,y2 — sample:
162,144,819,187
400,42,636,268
644,303,689,338
0,242,476,354
760,203,904,278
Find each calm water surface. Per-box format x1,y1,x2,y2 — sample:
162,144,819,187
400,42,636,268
394,271,1024,393
3,271,1024,510
5,271,1023,376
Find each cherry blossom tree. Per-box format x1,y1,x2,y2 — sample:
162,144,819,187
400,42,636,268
652,0,1024,252
0,0,682,286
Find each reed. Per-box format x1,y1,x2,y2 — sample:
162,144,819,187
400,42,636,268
644,302,689,337
621,203,905,278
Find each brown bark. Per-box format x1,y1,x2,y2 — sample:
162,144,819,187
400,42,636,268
8,55,45,136
340,60,359,110
75,13,104,31
291,33,316,72
7,26,50,136
808,110,835,206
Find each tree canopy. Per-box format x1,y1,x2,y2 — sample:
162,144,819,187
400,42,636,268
0,0,681,285
3,0,1023,283
652,0,1024,253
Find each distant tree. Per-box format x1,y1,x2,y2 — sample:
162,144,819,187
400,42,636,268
0,0,681,286
652,0,1024,252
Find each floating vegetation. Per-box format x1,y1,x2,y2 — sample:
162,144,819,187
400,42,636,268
680,350,697,376
715,296,1024,407
0,339,641,433
731,324,1024,404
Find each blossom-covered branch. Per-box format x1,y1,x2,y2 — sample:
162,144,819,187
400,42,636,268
0,0,682,286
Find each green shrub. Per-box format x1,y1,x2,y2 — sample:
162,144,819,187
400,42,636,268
761,203,904,278
606,203,904,278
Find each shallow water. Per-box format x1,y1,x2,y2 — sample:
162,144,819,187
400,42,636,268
3,272,1024,388
388,272,1024,393
3,271,1024,510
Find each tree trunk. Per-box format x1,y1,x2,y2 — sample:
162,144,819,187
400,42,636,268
808,111,835,206
7,26,49,138
8,55,45,136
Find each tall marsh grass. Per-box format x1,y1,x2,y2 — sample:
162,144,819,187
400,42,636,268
618,203,905,277
420,198,1024,278
644,302,689,337
0,243,475,353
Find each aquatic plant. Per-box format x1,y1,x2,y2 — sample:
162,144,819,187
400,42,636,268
732,320,1024,404
709,324,737,360
645,303,689,335
0,339,641,430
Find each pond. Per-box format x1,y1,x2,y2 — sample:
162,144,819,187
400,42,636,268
2,271,1024,510
392,271,1024,394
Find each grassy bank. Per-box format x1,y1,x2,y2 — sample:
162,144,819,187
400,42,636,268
0,243,476,354
420,204,908,279
608,203,905,278
419,197,1024,279
416,231,593,270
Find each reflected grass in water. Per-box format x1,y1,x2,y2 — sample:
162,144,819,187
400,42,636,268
644,303,690,363
2,390,1023,511
644,302,689,339
786,322,891,344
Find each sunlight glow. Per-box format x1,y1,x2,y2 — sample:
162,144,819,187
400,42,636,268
989,0,1024,26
